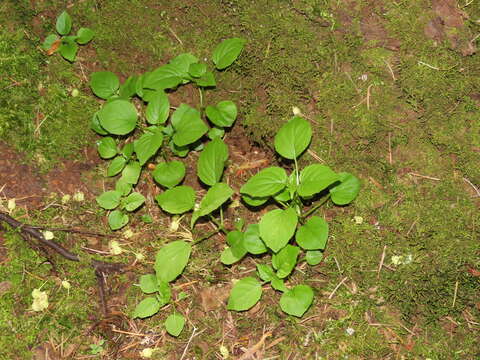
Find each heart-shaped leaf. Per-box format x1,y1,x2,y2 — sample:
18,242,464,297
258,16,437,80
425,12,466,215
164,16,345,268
107,156,127,177
121,161,141,185
227,277,262,311
197,137,229,186
123,192,145,212
280,285,314,317
243,224,267,255
171,105,208,147
98,99,137,135
134,127,163,165
221,231,247,265
154,240,191,283
133,297,160,319
152,161,186,188
240,167,287,198
108,210,129,230
295,216,328,250
272,245,301,279
145,91,170,125
59,37,78,62
212,38,246,70
274,117,312,160
97,136,117,159
96,190,121,210
259,208,298,253
156,186,195,214
76,27,94,44
305,250,324,266
90,71,120,99
329,172,361,205
298,164,339,198
165,313,185,337
191,182,233,227
139,274,159,294
205,101,238,128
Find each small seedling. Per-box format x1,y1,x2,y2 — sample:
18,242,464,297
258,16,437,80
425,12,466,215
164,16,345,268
42,11,94,62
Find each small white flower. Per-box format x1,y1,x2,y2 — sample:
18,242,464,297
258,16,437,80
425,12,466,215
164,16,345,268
353,216,363,225
135,252,145,261
391,255,402,265
61,280,71,290
31,289,49,311
109,240,123,255
61,194,71,204
140,348,154,358
123,229,134,239
71,89,79,97
219,345,229,359
403,254,413,264
73,192,84,202
292,106,303,116
43,231,54,240
345,327,355,336
7,198,16,211
169,215,182,232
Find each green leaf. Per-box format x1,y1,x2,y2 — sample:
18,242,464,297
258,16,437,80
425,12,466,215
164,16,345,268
207,127,225,140
171,105,208,147
91,112,108,135
56,11,72,35
274,117,312,160
271,278,288,292
169,53,198,81
146,91,170,125
240,167,287,198
259,208,298,253
90,71,120,100
272,245,301,279
194,71,216,87
157,281,172,306
205,101,238,128
273,188,291,202
256,264,276,282
134,127,163,166
42,34,58,50
133,297,160,318
165,313,185,337
123,192,145,212
152,161,186,189
227,277,262,311
170,141,190,157
221,231,247,265
212,38,246,70
190,182,233,227
154,240,192,283
298,164,339,198
243,224,267,255
115,178,132,196
107,156,127,177
188,62,207,78
197,137,229,186
280,285,314,317
98,100,138,135
121,142,134,160
143,64,183,90
97,136,117,159
242,194,268,207
305,250,324,266
76,27,94,44
139,274,159,294
119,76,138,99
108,210,129,230
96,190,121,210
121,161,141,184
59,37,78,62
296,216,328,250
330,172,361,205
156,186,195,214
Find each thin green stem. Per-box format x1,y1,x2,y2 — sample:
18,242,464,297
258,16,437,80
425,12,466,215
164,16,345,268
198,87,204,108
303,194,331,219
220,207,224,227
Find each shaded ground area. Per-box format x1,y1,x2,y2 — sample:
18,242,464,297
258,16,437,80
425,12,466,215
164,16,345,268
0,0,479,359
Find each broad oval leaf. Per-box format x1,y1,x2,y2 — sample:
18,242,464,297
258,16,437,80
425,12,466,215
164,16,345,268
91,112,108,135
305,250,324,266
108,210,129,230
171,105,208,147
205,101,238,128
243,224,267,255
240,167,287,198
119,75,138,99
221,231,247,265
279,284,314,317
189,62,207,78
194,71,216,87
98,99,137,135
42,34,58,51
295,216,328,250
298,164,339,198
272,245,301,279
97,136,117,159
76,27,94,44
59,37,78,62
107,156,127,177
56,11,72,35
259,208,298,253
121,161,141,185
123,192,145,212
197,137,229,186
156,186,195,214
274,117,312,160
96,190,121,210
154,240,192,283
329,172,361,205
191,182,233,227
242,194,268,207
143,64,183,90
227,277,262,311
152,161,186,189
212,38,246,70
134,127,163,165
257,264,276,282
165,313,185,337
133,297,160,318
90,71,120,100
169,53,198,81
139,274,159,294
146,91,170,125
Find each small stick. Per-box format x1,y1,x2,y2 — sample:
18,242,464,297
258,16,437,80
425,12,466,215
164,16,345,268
452,281,459,308
328,277,348,299
377,245,387,279
408,172,441,181
366,84,374,110
463,177,480,197
333,256,342,274
406,218,418,236
180,326,197,360
111,328,150,337
239,332,272,360
388,132,393,165
168,27,183,45
384,60,396,81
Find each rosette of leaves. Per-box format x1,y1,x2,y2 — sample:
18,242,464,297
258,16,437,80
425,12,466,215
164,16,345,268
225,116,361,317
133,240,190,337
42,11,94,62
89,38,245,230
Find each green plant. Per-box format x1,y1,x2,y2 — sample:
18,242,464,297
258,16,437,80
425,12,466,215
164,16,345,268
42,11,94,62
92,37,245,230
224,116,360,317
